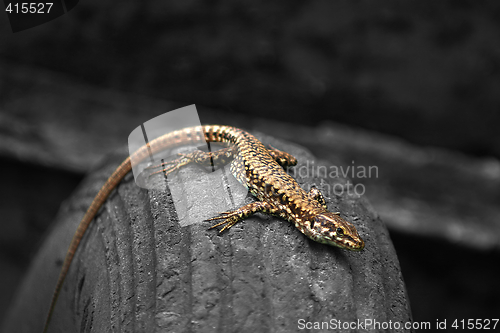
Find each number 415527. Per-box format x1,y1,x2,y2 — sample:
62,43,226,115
5,3,53,14
452,319,498,330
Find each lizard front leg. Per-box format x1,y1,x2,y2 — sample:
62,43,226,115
145,144,297,177
308,186,340,215
266,144,297,168
308,186,328,209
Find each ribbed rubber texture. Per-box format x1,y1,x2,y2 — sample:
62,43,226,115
2,133,413,333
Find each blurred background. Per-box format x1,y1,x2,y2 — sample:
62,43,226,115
1,0,499,331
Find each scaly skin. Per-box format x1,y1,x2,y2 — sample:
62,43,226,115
42,125,364,333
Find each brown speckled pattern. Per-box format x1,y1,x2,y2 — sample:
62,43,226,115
43,124,364,333
158,125,365,251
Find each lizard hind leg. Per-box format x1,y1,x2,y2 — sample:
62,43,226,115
145,154,192,177
146,145,238,178
206,201,276,232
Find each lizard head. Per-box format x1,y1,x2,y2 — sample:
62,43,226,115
309,212,365,251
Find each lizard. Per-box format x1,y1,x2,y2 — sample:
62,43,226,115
42,124,364,333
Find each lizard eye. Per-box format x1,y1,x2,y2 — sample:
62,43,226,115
336,227,344,236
